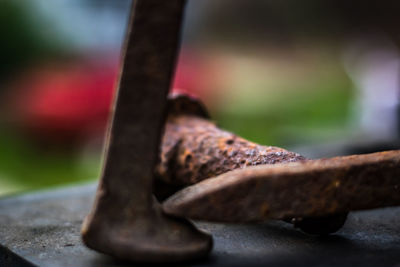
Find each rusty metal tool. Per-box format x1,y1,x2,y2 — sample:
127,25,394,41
163,145,400,223
154,95,400,233
154,94,306,200
155,95,349,234
81,1,212,263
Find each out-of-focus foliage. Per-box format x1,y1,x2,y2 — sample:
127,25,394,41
202,47,354,146
1,0,398,197
0,127,100,195
0,1,65,85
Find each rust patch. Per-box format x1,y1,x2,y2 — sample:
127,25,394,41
156,95,306,193
163,150,400,223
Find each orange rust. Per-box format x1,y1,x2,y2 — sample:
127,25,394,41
163,150,400,222
156,110,305,193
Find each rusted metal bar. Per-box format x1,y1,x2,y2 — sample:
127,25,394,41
155,95,399,234
154,94,306,199
81,2,211,263
163,150,400,223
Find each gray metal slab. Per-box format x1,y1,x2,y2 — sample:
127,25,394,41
1,184,400,267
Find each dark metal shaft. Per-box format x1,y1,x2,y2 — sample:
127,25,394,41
82,1,211,262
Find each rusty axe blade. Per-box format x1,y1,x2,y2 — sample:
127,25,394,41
163,150,400,223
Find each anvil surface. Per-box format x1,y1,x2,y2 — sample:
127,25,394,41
1,184,400,267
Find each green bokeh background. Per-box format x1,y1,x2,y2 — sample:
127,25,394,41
0,0,357,196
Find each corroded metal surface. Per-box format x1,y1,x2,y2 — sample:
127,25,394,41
156,95,306,193
156,96,349,234
81,1,211,263
163,150,400,223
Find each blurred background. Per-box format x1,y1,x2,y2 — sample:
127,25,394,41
1,0,399,196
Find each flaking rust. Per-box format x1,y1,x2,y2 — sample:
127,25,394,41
155,94,306,199
163,150,400,222
157,95,400,233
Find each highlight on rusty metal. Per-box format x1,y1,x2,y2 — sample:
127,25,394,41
163,150,400,224
81,1,212,263
154,94,351,235
154,94,307,200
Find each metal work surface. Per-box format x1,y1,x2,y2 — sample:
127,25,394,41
1,184,400,267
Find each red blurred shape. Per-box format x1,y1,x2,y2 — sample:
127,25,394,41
9,51,216,144
12,59,117,143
